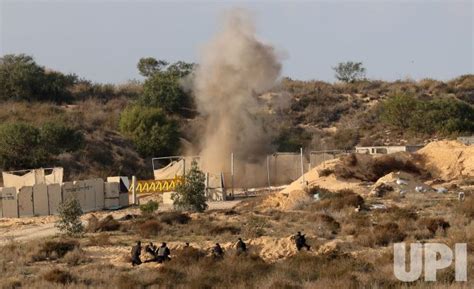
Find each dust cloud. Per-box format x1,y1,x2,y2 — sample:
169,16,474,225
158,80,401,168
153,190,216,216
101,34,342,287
193,9,282,183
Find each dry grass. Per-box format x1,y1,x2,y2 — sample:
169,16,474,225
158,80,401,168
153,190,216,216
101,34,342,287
43,269,75,284
32,239,79,261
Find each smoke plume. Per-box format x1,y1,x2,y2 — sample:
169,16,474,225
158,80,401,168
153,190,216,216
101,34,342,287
193,9,282,177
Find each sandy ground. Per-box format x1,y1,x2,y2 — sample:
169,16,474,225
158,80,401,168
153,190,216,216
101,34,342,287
0,200,241,245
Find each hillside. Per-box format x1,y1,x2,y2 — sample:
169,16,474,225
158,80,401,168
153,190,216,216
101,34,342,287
0,64,473,183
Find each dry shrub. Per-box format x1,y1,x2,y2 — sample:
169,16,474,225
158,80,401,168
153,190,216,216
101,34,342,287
32,240,79,261
333,166,355,179
171,247,207,266
86,214,121,232
138,220,163,237
159,212,191,225
307,213,340,234
63,248,91,266
380,206,418,221
370,155,420,181
86,234,112,246
374,222,406,246
0,278,21,289
459,196,474,219
308,188,364,211
418,218,450,236
318,168,334,177
43,269,75,284
209,225,241,235
342,153,358,166
223,209,239,216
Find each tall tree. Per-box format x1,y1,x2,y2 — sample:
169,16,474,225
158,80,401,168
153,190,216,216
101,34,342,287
333,61,366,83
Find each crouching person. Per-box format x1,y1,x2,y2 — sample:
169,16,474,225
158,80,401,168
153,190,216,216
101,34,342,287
156,242,171,263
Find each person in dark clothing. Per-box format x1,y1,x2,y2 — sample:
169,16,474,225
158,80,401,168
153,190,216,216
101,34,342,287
294,232,310,251
236,238,247,255
143,242,158,262
156,242,171,263
212,243,224,259
131,241,142,266
145,242,157,257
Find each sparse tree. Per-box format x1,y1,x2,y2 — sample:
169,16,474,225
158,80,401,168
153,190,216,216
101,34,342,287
56,198,83,236
333,61,366,83
137,57,195,114
137,57,168,77
172,160,208,212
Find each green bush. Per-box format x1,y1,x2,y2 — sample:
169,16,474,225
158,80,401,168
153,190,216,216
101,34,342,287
40,122,84,154
172,160,208,212
119,104,180,157
137,58,194,114
381,93,474,135
56,198,84,236
0,122,84,170
139,200,159,215
0,54,76,102
0,122,48,169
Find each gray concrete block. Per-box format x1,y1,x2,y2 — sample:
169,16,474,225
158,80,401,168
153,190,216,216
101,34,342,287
1,187,18,218
119,192,129,207
104,198,119,209
33,184,49,216
92,178,104,210
18,186,34,217
47,184,62,215
105,182,120,198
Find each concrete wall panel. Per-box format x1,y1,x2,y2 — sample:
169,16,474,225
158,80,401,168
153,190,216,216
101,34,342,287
105,182,120,198
18,186,34,217
1,187,18,218
62,182,86,211
104,198,119,209
44,168,63,184
92,178,104,210
48,184,62,215
33,184,49,216
107,176,130,193
119,192,129,207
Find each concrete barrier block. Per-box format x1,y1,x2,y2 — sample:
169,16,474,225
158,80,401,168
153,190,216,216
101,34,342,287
119,192,129,207
47,184,62,215
18,186,34,217
1,187,18,218
62,182,86,211
33,184,49,216
104,198,119,209
105,182,120,198
92,178,104,210
107,176,130,193
76,180,97,212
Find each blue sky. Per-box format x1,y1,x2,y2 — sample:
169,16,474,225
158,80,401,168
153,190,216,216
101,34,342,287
1,0,472,83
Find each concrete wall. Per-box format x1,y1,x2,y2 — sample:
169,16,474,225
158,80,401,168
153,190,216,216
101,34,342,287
355,146,423,155
1,187,18,218
18,186,34,217
33,184,49,216
104,182,120,209
0,178,128,218
48,184,62,215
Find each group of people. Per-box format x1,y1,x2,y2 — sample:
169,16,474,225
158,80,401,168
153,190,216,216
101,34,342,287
131,232,310,266
131,241,171,266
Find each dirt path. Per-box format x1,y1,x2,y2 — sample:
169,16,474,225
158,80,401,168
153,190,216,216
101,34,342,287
0,200,242,245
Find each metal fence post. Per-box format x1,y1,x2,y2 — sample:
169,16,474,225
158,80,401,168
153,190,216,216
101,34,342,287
132,175,137,205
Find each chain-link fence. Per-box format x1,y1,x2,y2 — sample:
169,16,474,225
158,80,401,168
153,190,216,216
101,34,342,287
152,150,319,191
